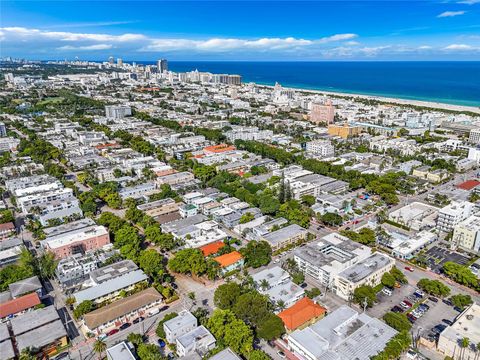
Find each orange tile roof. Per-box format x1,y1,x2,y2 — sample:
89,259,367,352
203,144,236,153
0,292,41,318
278,297,326,331
200,241,225,256
214,251,243,268
456,180,480,191
0,222,15,232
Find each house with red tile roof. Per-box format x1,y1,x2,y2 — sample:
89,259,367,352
200,241,225,257
278,297,326,332
0,222,15,240
456,180,480,191
214,251,244,275
0,292,41,320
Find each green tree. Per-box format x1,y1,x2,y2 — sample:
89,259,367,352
417,279,451,297
138,249,165,280
381,272,396,288
390,267,407,284
137,343,163,360
321,212,343,226
240,212,255,224
93,339,107,359
383,312,412,332
248,350,271,360
352,285,376,308
305,287,321,299
240,241,272,268
214,282,243,310
300,195,316,206
256,313,285,341
73,300,94,319
127,333,144,347
450,294,472,310
168,248,207,275
442,262,479,291
207,309,253,355
233,291,270,326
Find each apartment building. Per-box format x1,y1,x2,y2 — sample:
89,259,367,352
41,225,110,259
83,288,163,334
17,188,75,213
137,198,179,218
164,310,198,344
437,201,474,233
305,140,335,158
294,233,371,288
262,224,309,251
334,253,395,301
156,172,195,186
452,213,480,253
118,182,156,200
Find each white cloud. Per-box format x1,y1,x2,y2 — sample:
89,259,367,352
443,43,477,50
141,34,357,52
0,27,358,54
0,27,145,42
437,11,466,17
344,41,360,46
57,44,113,51
457,0,480,4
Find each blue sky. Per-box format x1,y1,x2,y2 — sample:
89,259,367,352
1,1,479,61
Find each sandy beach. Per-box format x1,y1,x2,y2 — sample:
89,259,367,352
260,84,480,115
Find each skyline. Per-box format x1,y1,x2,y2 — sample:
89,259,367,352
1,1,480,61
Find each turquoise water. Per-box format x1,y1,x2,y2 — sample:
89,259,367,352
157,61,479,107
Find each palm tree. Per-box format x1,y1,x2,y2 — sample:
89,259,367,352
93,339,107,360
19,348,36,360
461,337,470,360
276,300,286,311
259,279,270,291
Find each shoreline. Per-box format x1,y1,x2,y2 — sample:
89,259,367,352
258,83,480,115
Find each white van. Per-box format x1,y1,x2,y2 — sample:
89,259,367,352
148,308,160,317
382,287,393,296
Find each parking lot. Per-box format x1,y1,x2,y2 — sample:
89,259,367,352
424,246,470,272
367,280,461,341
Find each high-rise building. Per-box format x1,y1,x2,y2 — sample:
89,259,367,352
108,56,115,64
0,122,6,137
469,128,480,145
310,99,335,124
437,201,473,233
117,58,123,66
105,105,132,119
157,59,168,73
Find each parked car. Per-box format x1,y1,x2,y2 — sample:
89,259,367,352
394,282,402,289
405,266,414,272
158,340,166,348
391,305,403,313
119,323,131,330
382,287,393,296
133,317,144,324
400,302,410,309
97,334,107,341
159,305,169,312
404,300,413,307
442,319,453,326
107,329,119,336
277,351,286,359
443,299,453,306
414,290,424,298
431,324,447,335
53,352,69,360
428,296,438,303
454,306,463,312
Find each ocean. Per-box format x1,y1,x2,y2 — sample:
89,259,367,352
138,61,480,107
